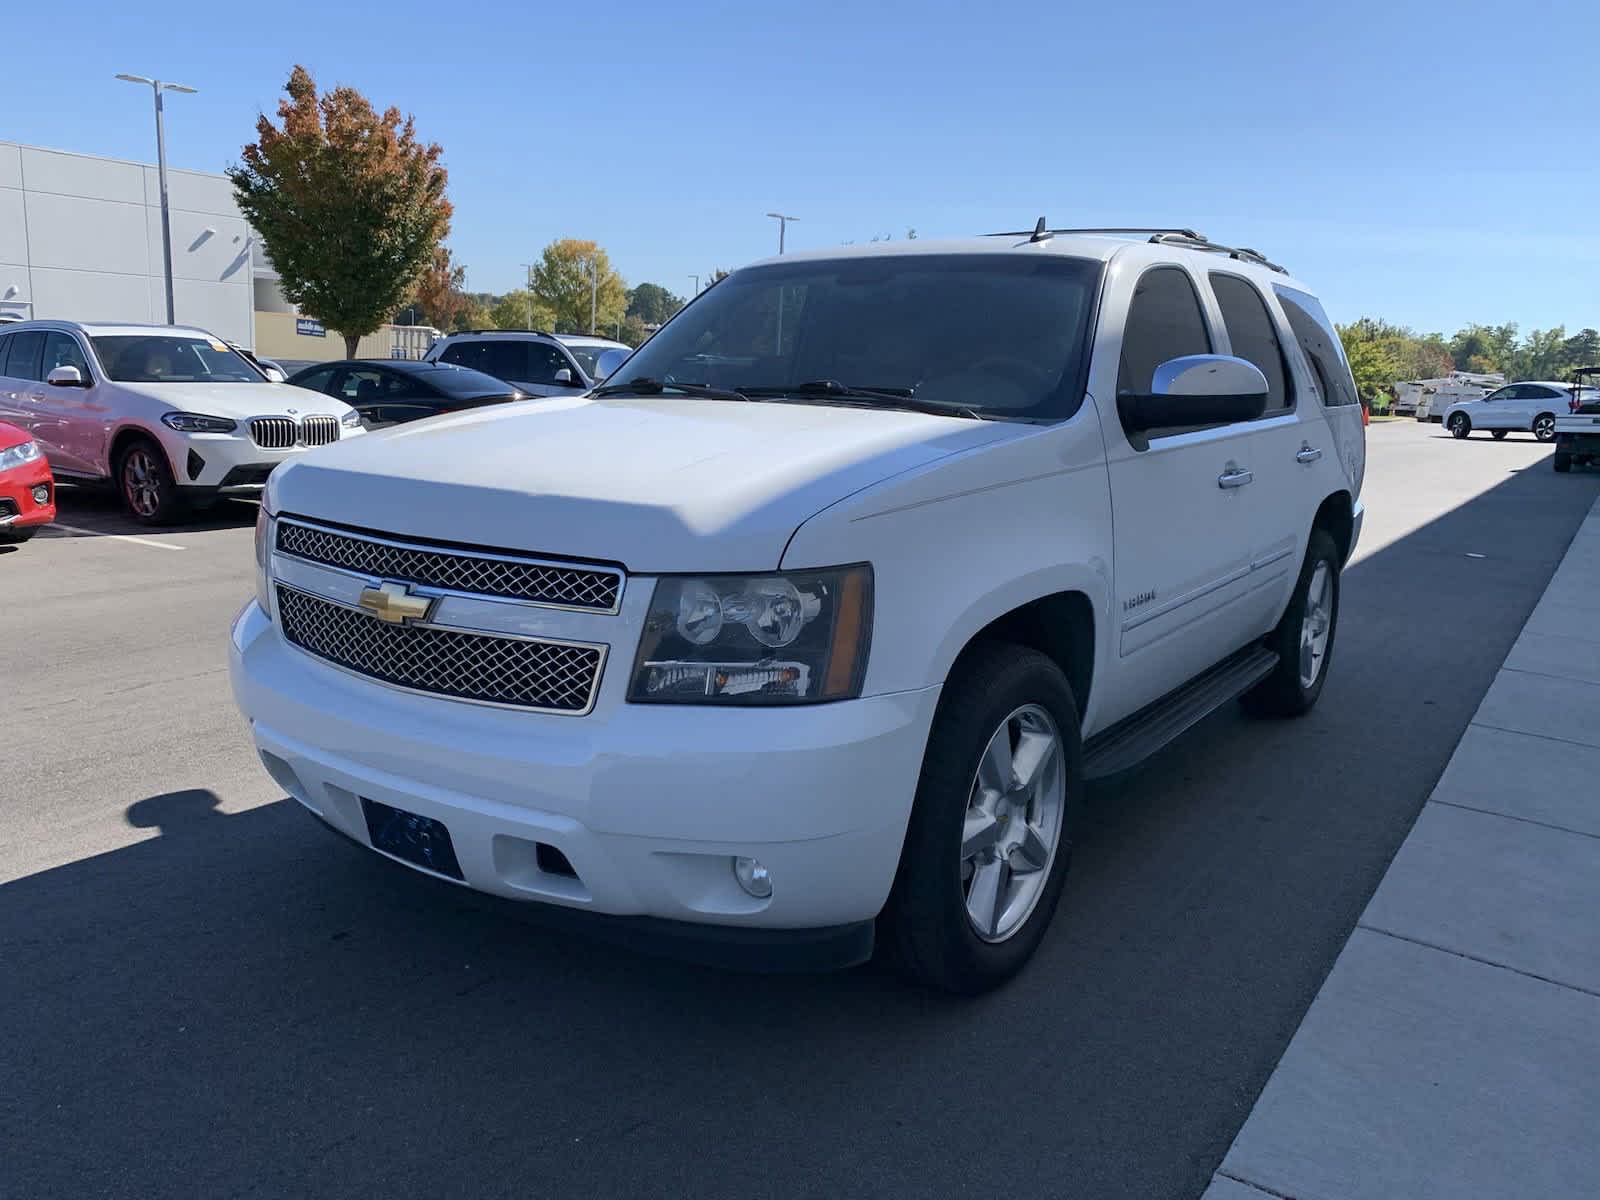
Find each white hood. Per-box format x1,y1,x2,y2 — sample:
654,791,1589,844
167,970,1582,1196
123,381,353,421
266,395,1020,572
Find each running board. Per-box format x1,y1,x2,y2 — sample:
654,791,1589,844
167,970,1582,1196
1082,646,1279,780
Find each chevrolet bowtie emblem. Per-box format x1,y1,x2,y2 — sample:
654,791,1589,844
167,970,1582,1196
357,581,434,625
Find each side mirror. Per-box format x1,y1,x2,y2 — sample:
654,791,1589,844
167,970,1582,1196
592,348,630,382
552,367,574,385
263,366,287,383
1118,355,1268,434
47,365,86,388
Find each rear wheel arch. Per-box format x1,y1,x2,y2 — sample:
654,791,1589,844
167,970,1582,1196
1312,490,1354,567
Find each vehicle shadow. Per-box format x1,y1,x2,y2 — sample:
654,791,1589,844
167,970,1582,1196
38,482,259,539
5,463,1599,1200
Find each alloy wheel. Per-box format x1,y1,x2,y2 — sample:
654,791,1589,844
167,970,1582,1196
1298,560,1334,689
122,448,162,518
1534,415,1556,442
960,704,1066,943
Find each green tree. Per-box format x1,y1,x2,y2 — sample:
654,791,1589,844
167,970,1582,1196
626,282,684,326
229,66,451,358
489,289,556,332
1449,323,1518,375
530,238,627,334
1563,328,1600,370
1337,321,1403,402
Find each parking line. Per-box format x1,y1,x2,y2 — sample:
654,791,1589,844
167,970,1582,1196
50,522,186,551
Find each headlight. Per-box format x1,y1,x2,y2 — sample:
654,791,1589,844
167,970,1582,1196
254,506,274,617
161,412,238,433
0,440,42,471
629,565,872,705
340,410,361,429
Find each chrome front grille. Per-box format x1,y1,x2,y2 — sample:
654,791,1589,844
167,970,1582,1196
249,416,340,449
275,519,623,612
250,417,297,449
301,416,339,446
276,585,604,713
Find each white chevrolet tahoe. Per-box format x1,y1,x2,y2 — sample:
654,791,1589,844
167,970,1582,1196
230,227,1366,992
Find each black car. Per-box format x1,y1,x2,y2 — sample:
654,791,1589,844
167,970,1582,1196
285,359,527,428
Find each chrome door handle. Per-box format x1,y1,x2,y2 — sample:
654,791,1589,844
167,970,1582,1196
1218,466,1254,489
1296,445,1323,464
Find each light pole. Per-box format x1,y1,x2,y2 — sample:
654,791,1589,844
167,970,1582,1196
117,74,197,325
689,274,700,296
519,262,534,329
765,212,799,255
589,254,599,334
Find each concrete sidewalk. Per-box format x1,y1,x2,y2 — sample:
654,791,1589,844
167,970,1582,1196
1204,495,1600,1200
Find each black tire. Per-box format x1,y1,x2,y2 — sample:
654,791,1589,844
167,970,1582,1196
1448,413,1471,438
1554,452,1572,473
883,643,1083,994
0,525,37,544
1242,529,1341,719
1491,429,1508,440
1533,414,1557,443
115,437,186,525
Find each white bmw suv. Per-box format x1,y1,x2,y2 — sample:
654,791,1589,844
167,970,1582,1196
0,320,362,523
231,228,1365,991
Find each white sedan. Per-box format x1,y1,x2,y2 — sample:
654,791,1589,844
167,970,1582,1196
1442,381,1595,442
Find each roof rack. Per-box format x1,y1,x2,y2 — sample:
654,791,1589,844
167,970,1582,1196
448,328,553,338
985,219,1287,273
1149,231,1288,274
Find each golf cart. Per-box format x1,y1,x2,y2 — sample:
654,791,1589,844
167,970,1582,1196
1553,366,1600,473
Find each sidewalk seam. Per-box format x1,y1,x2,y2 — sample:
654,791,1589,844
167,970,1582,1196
1214,1171,1302,1199
1468,719,1600,752
1428,797,1600,842
1355,923,1600,1000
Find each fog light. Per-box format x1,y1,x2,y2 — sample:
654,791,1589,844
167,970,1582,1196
32,485,49,505
732,855,772,899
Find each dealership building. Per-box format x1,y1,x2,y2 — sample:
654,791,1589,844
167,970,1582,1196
0,140,430,363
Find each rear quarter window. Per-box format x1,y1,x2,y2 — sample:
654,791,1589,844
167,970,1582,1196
1274,287,1358,407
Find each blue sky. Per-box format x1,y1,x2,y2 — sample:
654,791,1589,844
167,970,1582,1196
8,0,1599,335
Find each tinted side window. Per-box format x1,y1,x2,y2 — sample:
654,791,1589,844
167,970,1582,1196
0,333,11,375
1210,274,1292,414
5,331,45,382
43,332,92,381
1274,287,1358,407
1116,267,1212,398
525,344,572,385
291,366,341,395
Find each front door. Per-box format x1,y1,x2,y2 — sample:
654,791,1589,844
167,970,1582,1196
37,331,106,475
1097,263,1267,725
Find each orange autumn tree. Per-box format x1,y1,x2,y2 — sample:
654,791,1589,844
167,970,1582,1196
230,66,451,357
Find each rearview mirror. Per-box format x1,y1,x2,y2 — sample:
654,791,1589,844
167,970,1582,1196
47,365,86,388
1118,355,1268,434
592,347,630,381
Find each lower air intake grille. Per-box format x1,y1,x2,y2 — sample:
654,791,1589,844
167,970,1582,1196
276,585,603,713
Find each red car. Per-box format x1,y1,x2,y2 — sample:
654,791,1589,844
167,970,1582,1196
0,420,55,544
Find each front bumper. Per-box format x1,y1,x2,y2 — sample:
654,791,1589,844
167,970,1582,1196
152,424,362,492
229,601,939,942
0,457,55,530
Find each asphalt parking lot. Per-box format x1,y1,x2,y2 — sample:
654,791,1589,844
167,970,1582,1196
5,420,1599,1199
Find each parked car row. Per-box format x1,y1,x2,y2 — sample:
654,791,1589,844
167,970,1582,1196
0,319,636,525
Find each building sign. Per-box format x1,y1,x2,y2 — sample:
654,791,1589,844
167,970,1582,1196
296,318,326,338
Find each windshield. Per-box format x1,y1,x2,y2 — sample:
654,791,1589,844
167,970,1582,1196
603,254,1103,420
92,335,263,384
562,344,620,375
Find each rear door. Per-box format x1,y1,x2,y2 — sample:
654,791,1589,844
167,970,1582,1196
37,331,105,474
1099,263,1267,719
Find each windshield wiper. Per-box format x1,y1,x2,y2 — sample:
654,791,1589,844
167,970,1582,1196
591,377,749,401
741,379,984,420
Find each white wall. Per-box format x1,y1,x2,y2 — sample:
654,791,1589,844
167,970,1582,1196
0,141,255,346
